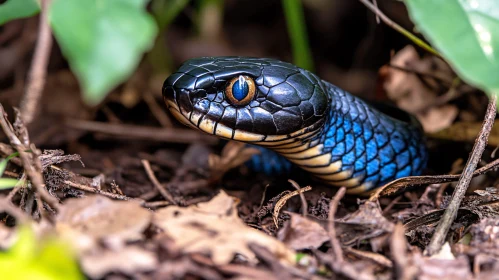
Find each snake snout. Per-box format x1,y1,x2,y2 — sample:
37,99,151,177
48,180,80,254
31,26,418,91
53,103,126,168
163,56,332,141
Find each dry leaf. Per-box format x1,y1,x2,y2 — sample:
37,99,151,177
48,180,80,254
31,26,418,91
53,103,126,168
383,45,458,133
80,246,157,279
153,191,296,265
418,256,471,280
208,141,260,177
384,45,438,112
277,213,329,250
429,242,455,260
337,201,394,247
56,196,152,251
417,104,458,133
273,186,311,228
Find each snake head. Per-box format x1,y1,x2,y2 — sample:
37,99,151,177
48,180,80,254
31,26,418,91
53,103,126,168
163,57,330,142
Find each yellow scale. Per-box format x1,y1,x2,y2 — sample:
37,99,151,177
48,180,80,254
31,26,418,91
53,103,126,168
166,99,371,194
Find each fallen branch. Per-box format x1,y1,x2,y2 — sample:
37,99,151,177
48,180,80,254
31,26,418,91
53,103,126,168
141,159,176,205
426,96,497,255
328,187,346,263
20,0,53,124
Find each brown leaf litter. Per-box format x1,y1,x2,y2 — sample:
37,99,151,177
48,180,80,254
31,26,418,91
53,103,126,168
153,191,296,266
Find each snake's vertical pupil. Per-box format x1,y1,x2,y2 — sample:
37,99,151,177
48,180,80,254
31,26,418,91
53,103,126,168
232,76,249,101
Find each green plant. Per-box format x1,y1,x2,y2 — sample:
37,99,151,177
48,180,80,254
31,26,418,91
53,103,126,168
0,152,21,189
405,0,499,101
282,0,313,71
0,0,158,105
0,226,84,280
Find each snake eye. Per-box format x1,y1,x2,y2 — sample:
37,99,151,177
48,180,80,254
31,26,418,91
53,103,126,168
225,75,256,106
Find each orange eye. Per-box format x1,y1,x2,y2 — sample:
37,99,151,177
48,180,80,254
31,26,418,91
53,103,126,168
225,75,256,106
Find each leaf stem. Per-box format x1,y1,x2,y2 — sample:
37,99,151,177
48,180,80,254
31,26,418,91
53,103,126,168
20,0,52,124
359,0,440,57
282,0,314,71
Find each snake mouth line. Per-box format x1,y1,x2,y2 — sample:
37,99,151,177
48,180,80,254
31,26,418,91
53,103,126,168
164,98,325,144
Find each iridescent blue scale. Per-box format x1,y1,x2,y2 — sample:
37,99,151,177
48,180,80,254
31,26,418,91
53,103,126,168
248,81,427,191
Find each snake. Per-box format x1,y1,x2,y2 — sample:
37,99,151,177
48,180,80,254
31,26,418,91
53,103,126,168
162,57,427,194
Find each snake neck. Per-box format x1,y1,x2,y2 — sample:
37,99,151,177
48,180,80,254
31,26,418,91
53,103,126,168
265,81,428,194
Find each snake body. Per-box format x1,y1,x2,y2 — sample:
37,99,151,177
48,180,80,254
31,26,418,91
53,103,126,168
163,57,427,194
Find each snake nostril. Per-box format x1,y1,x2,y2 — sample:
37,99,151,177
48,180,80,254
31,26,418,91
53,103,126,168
163,86,175,100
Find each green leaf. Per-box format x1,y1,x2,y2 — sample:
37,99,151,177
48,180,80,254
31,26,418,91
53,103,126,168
405,0,499,97
0,0,40,26
0,178,20,189
0,152,19,176
282,0,314,71
49,0,158,105
0,226,84,280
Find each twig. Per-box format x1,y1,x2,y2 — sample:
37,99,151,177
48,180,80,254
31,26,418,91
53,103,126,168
0,104,59,213
288,179,308,216
369,156,499,200
63,180,141,202
358,0,440,57
328,187,346,263
426,96,497,255
64,118,218,144
141,159,176,205
372,0,380,23
344,247,393,268
20,0,53,124
382,195,402,215
272,186,312,228
141,200,171,209
0,196,30,224
143,92,173,127
314,249,375,280
391,223,417,280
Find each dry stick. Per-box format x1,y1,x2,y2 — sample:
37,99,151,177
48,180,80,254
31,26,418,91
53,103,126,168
288,179,308,216
141,159,176,205
328,187,346,263
0,105,59,212
143,92,173,127
272,186,312,228
0,196,30,224
345,247,393,268
20,0,53,124
426,96,497,256
358,0,439,57
391,223,417,280
63,180,141,202
372,0,380,23
64,119,218,144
